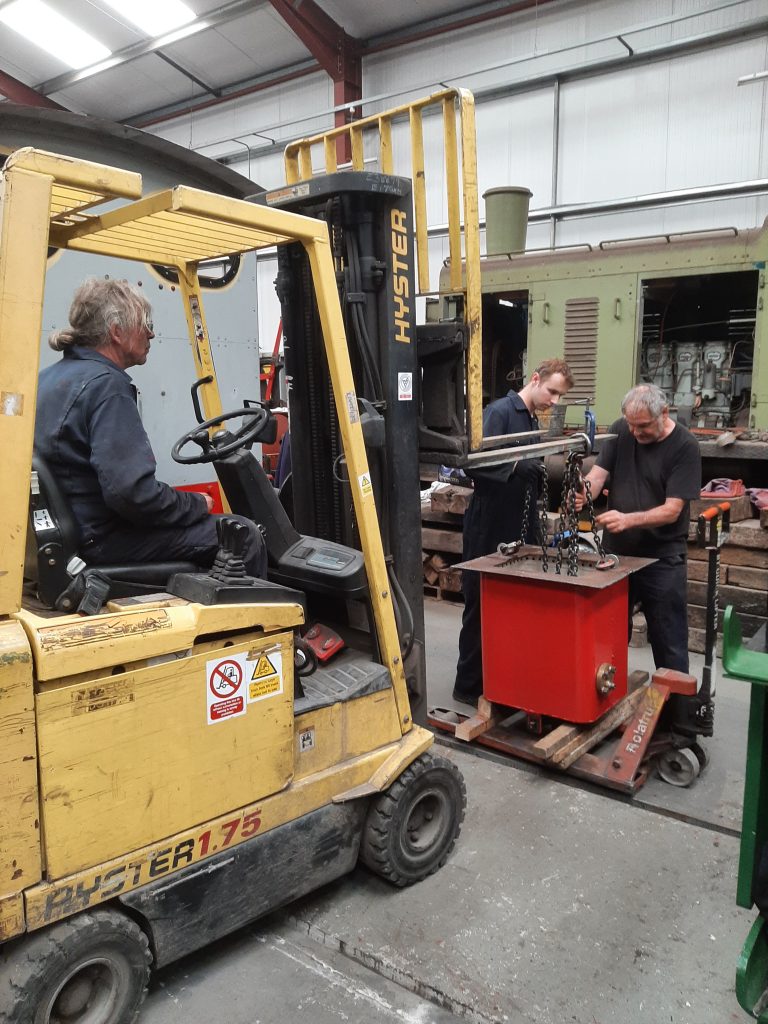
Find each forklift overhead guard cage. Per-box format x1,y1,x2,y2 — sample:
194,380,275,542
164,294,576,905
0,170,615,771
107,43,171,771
0,146,410,728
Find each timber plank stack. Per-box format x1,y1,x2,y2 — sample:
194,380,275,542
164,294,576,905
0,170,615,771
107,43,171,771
687,498,767,654
421,483,471,599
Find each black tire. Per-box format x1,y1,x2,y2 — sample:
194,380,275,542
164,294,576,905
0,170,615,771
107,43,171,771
359,752,467,887
0,909,151,1024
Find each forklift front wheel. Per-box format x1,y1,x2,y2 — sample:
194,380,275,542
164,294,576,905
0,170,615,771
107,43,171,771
0,908,151,1024
359,752,466,887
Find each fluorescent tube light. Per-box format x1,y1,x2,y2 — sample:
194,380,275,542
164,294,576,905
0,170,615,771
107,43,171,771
0,0,111,69
101,0,196,37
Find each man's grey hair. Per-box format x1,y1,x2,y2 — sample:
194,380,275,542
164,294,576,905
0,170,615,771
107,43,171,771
49,278,151,351
621,383,668,419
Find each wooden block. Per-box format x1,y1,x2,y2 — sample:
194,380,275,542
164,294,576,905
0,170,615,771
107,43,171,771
683,542,766,564
691,494,753,523
687,604,766,634
550,687,646,770
532,722,580,759
455,696,496,742
688,581,768,616
421,506,464,526
421,527,464,554
686,560,710,582
720,546,768,569
727,565,768,589
431,484,473,516
628,670,650,692
423,562,439,585
629,612,648,648
729,519,768,550
437,566,463,593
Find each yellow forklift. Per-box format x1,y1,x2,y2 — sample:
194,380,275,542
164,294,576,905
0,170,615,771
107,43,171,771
0,148,466,1023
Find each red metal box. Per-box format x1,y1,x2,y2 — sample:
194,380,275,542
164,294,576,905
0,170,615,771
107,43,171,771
460,548,653,724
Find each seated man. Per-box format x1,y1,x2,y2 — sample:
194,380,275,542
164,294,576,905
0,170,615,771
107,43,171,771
35,277,266,578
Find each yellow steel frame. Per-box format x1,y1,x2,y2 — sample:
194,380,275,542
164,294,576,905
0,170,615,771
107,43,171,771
284,88,484,449
2,148,411,728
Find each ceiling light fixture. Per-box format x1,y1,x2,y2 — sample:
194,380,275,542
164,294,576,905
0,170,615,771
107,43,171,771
0,0,111,69
101,0,196,38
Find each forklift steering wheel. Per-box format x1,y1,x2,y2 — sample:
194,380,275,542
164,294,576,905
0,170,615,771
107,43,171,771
172,407,271,464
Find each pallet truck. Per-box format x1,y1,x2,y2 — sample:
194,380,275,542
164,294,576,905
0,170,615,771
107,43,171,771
429,465,729,794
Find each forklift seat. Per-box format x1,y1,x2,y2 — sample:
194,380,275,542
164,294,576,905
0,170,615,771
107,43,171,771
28,453,198,610
214,450,368,599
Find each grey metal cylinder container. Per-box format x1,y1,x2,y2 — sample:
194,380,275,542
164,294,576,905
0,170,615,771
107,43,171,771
482,186,532,255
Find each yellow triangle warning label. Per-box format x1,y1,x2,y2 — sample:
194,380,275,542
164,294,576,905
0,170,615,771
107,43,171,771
252,654,277,680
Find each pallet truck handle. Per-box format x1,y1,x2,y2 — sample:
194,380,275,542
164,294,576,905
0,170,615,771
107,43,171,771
696,501,730,548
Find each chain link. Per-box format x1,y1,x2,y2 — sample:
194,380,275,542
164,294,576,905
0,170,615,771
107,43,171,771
554,469,567,575
519,482,532,544
539,464,549,572
565,453,581,577
583,478,607,560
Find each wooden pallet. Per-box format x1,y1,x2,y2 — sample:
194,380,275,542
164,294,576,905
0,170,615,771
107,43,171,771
427,669,699,794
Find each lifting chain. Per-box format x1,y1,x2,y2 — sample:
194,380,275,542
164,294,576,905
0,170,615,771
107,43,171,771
564,452,582,577
519,482,532,546
539,464,550,572
583,476,607,561
496,447,617,576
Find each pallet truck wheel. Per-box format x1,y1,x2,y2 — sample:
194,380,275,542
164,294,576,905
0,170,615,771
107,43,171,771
359,752,467,887
657,747,701,787
0,908,151,1024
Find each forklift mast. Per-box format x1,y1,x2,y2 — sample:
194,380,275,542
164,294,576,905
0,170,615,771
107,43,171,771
254,174,426,719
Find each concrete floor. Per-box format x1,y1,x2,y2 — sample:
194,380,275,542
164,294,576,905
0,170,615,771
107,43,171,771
139,597,756,1024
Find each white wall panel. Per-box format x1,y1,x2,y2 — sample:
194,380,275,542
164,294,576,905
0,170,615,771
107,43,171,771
144,0,768,358
558,63,671,201
476,90,555,206
152,71,334,173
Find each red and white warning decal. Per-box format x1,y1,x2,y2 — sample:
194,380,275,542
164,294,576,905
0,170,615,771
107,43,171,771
247,650,283,703
206,653,248,724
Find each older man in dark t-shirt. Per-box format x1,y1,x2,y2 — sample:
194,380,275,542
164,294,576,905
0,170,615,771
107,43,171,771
577,383,701,674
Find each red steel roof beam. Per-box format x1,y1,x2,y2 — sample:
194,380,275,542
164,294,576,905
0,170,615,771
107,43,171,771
268,0,361,165
0,70,67,109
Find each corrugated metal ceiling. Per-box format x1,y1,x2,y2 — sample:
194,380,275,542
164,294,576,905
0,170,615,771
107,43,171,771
0,0,532,124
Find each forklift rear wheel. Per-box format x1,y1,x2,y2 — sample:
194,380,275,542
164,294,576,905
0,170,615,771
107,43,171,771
0,908,151,1024
657,747,701,787
359,752,466,887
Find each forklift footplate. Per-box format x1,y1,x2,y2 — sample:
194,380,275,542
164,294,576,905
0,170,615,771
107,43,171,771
428,674,686,794
295,651,391,715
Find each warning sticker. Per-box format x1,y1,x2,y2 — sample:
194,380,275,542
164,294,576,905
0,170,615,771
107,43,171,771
247,650,283,703
33,508,55,532
206,653,248,724
358,473,373,498
397,372,413,401
345,391,359,424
